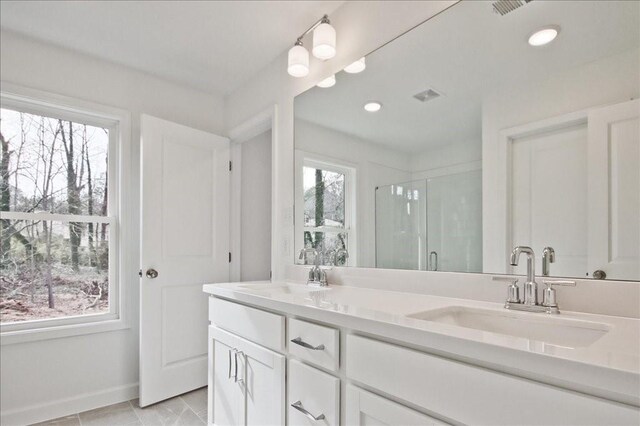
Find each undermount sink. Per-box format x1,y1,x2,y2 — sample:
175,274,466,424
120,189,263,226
407,306,610,348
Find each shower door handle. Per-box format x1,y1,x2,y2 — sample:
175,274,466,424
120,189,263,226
429,251,438,271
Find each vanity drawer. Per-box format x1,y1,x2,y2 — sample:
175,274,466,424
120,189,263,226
210,297,285,352
288,318,339,372
288,359,340,426
346,334,639,425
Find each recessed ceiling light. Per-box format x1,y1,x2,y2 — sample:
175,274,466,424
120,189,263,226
344,57,366,74
364,101,382,112
528,25,560,47
317,75,336,88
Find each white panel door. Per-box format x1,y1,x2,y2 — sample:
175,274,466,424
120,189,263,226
510,122,588,277
588,99,640,280
140,115,230,406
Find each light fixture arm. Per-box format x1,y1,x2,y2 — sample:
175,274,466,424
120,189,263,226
295,14,330,45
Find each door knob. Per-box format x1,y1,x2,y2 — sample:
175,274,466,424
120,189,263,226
592,270,606,280
146,268,159,279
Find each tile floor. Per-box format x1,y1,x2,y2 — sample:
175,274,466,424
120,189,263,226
33,387,208,426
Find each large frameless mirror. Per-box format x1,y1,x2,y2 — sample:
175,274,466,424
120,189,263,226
294,0,640,281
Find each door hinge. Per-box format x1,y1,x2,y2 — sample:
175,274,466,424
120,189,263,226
229,252,232,263
229,161,232,171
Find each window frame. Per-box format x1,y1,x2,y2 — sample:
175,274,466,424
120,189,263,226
295,151,357,266
0,83,132,344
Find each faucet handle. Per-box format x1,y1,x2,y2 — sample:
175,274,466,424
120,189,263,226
541,280,575,308
542,279,576,287
493,276,520,303
492,276,518,283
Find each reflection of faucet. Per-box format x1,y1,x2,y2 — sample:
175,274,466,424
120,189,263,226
510,246,537,305
298,248,327,287
542,247,555,276
335,248,349,266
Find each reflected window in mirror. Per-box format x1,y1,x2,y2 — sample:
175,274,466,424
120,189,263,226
297,157,355,267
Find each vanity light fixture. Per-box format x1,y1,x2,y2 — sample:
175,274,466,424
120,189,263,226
344,57,366,73
287,14,336,78
288,40,310,77
364,101,382,112
313,17,336,60
317,74,336,88
528,25,560,46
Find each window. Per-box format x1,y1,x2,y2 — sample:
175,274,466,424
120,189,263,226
0,91,123,335
299,158,355,266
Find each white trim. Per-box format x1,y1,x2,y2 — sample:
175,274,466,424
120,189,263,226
227,106,277,282
0,211,113,223
228,107,275,144
0,82,133,343
0,382,138,426
495,109,589,274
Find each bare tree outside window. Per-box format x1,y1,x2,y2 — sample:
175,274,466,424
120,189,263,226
302,166,348,260
0,107,110,324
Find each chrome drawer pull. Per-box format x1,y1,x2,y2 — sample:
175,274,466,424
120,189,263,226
291,401,325,421
291,337,325,351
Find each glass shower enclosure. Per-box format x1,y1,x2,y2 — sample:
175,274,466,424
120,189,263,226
375,170,482,273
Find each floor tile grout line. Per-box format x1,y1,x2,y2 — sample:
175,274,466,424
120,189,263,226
128,400,144,425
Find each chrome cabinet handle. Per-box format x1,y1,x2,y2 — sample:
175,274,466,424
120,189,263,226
233,350,244,384
291,337,325,351
541,280,576,287
291,401,325,421
228,348,232,379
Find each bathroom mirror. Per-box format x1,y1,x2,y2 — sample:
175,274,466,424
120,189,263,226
294,0,639,281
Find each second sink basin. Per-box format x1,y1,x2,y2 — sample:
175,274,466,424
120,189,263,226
407,306,610,348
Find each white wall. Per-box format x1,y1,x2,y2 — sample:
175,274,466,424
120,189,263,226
240,130,272,281
482,48,640,273
0,30,226,425
225,1,459,280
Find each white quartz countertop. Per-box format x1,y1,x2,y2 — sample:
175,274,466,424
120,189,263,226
203,281,640,406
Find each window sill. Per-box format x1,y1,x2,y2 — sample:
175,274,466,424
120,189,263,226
0,316,130,345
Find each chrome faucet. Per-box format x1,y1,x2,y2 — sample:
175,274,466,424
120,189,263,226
503,246,575,314
510,246,537,305
542,246,555,276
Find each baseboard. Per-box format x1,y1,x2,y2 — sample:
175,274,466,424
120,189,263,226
0,382,139,426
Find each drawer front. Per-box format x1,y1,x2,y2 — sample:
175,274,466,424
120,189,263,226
210,297,285,352
288,359,340,426
346,334,640,425
346,385,448,426
288,318,339,372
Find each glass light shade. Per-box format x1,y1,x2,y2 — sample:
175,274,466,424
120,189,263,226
528,26,560,46
344,57,366,73
312,22,336,60
288,44,309,77
316,74,336,88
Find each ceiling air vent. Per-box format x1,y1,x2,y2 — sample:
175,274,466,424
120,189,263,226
492,0,533,16
413,89,442,103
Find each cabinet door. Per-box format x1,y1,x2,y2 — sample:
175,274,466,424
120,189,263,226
346,385,448,426
243,339,286,425
210,326,285,426
211,332,245,425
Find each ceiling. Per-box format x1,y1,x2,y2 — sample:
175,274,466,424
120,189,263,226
295,1,640,153
0,0,344,95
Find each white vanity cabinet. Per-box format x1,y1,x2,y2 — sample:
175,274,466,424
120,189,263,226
208,311,286,425
346,385,446,426
207,294,640,426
